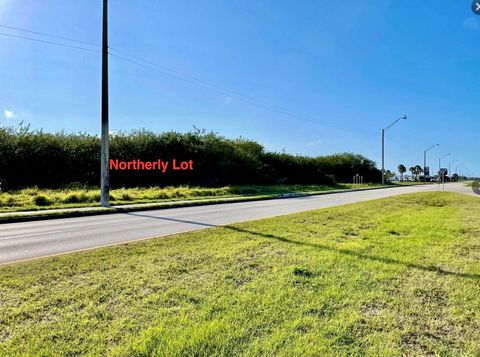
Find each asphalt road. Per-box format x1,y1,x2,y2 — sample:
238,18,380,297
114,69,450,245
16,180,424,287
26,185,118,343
0,183,473,265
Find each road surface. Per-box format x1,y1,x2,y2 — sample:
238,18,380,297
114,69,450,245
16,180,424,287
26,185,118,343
0,183,474,265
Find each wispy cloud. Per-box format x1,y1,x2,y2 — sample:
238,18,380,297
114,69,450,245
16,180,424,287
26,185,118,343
307,138,323,146
463,17,479,31
3,109,16,119
225,96,233,104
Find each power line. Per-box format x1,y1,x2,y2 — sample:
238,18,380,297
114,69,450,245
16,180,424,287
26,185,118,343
109,52,299,116
109,48,308,117
109,50,376,136
1,24,311,123
0,32,100,52
0,24,100,47
0,23,377,137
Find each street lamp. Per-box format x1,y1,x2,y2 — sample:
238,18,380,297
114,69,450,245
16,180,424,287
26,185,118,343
438,153,450,186
439,153,450,172
382,115,407,185
455,163,464,175
423,143,439,181
458,164,470,180
448,159,457,179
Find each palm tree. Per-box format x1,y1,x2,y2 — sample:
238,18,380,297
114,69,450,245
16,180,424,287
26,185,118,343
385,170,394,181
398,164,406,182
414,165,423,181
409,167,415,181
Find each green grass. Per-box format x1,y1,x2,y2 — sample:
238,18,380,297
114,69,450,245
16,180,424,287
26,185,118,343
389,181,430,185
0,183,383,213
2,191,476,356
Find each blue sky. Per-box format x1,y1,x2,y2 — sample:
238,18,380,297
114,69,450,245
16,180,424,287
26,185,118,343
0,0,478,176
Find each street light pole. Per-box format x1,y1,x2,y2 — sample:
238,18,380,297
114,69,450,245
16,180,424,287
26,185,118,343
423,144,439,182
455,163,463,177
438,153,450,173
438,153,450,189
459,165,470,181
100,0,110,207
381,115,407,185
448,159,457,180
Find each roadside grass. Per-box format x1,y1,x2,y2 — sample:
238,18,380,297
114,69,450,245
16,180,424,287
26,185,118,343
0,183,383,213
1,191,478,356
389,181,430,185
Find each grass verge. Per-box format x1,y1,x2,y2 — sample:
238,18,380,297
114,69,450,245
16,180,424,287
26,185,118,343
0,183,384,213
0,182,429,214
2,191,475,356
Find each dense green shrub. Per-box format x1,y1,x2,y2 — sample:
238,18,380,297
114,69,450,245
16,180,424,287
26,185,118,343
0,125,380,189
62,193,89,204
119,192,133,201
33,195,51,206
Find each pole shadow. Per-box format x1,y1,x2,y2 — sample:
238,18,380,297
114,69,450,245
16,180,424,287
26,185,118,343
122,212,480,280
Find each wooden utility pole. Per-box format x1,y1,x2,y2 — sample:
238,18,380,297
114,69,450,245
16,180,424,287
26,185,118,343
100,0,110,207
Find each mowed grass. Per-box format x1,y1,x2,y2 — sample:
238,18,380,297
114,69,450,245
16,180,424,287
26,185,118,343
0,183,381,213
1,192,478,356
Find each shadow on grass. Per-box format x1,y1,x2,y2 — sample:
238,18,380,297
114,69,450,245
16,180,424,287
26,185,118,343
123,212,480,280
125,211,216,228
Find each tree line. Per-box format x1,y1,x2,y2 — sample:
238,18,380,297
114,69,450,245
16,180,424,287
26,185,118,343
0,125,381,189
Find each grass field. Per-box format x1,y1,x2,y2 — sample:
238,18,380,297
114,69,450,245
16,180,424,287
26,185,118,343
1,191,477,356
0,183,385,213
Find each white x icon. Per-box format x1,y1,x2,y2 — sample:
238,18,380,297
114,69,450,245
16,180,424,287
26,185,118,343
476,2,480,11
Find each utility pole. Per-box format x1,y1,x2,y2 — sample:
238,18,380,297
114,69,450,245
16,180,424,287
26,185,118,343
381,129,385,185
100,0,110,207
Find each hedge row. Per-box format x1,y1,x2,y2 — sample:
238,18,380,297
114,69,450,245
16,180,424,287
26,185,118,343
0,126,381,189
